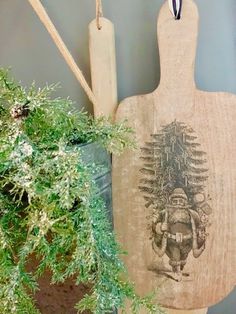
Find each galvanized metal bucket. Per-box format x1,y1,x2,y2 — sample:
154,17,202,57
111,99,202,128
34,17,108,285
35,142,113,314
79,142,113,223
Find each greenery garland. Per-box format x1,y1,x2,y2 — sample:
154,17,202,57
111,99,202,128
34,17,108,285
0,69,163,314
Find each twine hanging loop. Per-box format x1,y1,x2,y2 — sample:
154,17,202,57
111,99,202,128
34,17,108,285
96,0,103,30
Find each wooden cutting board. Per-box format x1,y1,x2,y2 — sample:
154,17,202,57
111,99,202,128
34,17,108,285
113,0,236,311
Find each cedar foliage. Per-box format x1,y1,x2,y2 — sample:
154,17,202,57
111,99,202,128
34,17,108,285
0,69,164,314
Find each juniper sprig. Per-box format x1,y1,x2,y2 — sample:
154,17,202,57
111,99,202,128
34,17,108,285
0,69,164,314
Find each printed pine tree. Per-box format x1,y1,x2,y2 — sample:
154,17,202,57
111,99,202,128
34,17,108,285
139,120,209,211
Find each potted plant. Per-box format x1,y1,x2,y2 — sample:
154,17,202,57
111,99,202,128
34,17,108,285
0,69,164,313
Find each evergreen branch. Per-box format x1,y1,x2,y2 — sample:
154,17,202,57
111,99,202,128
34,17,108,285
188,165,208,174
190,150,207,157
140,168,156,175
0,69,162,314
184,141,201,148
184,134,197,141
187,157,207,165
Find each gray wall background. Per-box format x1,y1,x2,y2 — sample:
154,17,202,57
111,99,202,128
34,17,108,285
0,0,235,312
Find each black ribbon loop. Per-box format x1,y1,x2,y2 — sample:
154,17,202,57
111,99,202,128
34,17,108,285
169,0,183,20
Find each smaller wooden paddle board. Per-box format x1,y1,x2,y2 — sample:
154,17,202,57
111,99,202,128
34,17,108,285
89,17,118,118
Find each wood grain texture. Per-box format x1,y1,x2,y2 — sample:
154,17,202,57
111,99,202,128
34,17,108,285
113,0,236,311
89,17,118,118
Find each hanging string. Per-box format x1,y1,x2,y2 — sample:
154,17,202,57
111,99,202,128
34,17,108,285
27,0,100,113
168,0,182,20
96,0,103,30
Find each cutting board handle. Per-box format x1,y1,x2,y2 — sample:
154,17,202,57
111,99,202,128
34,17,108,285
157,0,198,93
